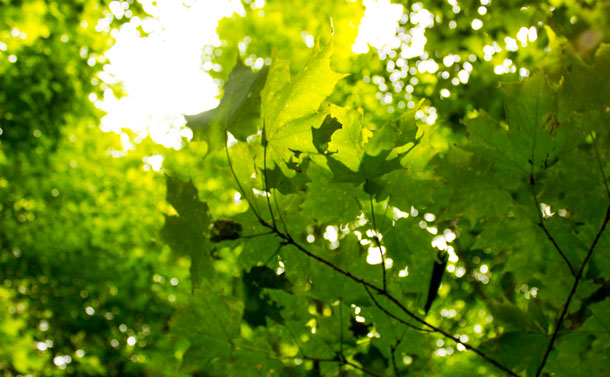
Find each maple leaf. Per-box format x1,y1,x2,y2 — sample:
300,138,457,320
261,41,347,176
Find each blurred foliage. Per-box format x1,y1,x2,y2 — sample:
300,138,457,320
0,0,187,376
2,0,610,376
173,0,610,376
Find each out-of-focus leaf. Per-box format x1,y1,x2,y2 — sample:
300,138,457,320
186,59,268,149
162,176,212,289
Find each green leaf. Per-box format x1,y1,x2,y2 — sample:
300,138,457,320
487,300,543,333
165,175,210,227
172,286,244,374
365,100,422,156
559,44,610,116
261,42,347,175
245,266,293,292
321,104,422,191
326,104,366,171
353,344,389,374
312,115,342,154
479,332,548,376
186,59,269,149
161,176,213,289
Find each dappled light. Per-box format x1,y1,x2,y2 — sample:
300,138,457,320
2,0,610,376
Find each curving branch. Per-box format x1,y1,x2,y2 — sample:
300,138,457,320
535,203,610,377
591,132,610,201
363,285,432,332
262,127,278,231
369,196,387,291
528,160,577,276
224,134,521,377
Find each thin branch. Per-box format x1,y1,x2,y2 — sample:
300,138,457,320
342,359,387,377
390,343,401,377
240,231,275,239
225,142,520,377
224,132,265,225
591,132,610,201
363,285,432,332
272,189,290,234
300,355,340,363
453,238,488,300
278,232,519,376
282,335,384,377
529,160,576,276
370,195,387,291
271,330,386,377
535,204,610,377
379,196,393,237
388,306,407,377
339,298,344,356
263,241,285,267
263,136,277,230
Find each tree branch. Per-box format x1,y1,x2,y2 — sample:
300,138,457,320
390,343,402,377
591,131,610,201
262,133,277,230
342,359,387,377
225,136,520,377
224,131,266,225
363,285,432,332
261,218,520,376
535,204,610,377
369,195,387,291
529,160,576,276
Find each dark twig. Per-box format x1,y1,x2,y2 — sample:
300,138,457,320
370,195,387,291
535,204,610,377
363,285,432,332
339,298,344,356
272,189,290,234
526,98,575,276
591,132,610,201
263,241,285,267
390,343,401,377
529,160,576,276
276,232,520,377
225,140,520,377
342,359,387,377
224,132,265,224
240,231,275,239
263,136,277,230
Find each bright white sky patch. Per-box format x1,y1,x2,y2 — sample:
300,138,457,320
352,0,404,54
100,0,425,149
98,0,244,149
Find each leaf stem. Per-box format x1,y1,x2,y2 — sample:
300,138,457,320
275,231,520,377
363,285,431,332
591,131,610,201
370,195,387,291
535,204,610,377
342,359,387,377
225,136,520,377
224,131,265,225
529,161,576,276
239,231,275,239
390,343,402,377
263,135,277,230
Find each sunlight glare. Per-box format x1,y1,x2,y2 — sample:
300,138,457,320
366,245,386,264
99,0,244,149
352,0,404,54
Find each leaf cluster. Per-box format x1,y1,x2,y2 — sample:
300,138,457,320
164,32,610,376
